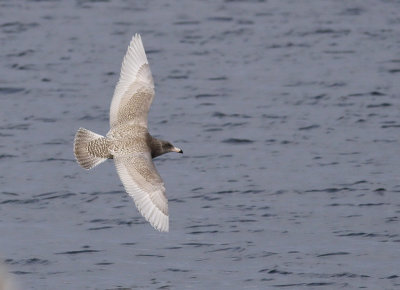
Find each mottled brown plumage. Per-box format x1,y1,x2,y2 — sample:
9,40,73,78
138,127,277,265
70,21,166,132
73,34,182,232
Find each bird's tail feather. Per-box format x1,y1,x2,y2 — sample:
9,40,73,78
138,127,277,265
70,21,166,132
74,127,107,170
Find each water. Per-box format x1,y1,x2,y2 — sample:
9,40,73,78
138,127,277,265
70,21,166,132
1,0,400,289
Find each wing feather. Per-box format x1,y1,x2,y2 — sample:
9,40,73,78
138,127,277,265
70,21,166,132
110,34,155,128
114,153,169,232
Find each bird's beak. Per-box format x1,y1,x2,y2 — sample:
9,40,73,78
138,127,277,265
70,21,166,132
172,147,183,154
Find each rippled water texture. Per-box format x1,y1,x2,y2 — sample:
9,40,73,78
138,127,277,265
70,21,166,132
1,0,400,289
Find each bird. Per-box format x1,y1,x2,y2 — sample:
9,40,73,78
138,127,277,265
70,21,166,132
73,34,183,232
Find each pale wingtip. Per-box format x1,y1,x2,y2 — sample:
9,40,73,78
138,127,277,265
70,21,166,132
157,224,169,233
130,33,142,46
132,33,138,42
143,208,169,232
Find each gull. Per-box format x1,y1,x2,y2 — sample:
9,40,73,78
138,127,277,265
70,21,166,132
73,34,183,232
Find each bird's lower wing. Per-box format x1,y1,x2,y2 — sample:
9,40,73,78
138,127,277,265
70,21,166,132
114,152,169,232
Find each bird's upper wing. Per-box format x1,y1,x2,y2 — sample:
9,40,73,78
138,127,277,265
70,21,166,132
110,34,155,129
114,152,169,232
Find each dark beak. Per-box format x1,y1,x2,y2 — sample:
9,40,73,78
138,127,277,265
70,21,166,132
172,147,183,154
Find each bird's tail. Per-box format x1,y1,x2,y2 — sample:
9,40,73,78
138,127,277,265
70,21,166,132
73,127,108,170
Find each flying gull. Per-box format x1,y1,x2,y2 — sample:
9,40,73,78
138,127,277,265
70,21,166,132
74,34,183,232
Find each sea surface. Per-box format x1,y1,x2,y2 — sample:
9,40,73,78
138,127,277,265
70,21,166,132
1,0,400,289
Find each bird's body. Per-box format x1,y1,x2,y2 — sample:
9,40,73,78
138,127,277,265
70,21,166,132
73,34,182,232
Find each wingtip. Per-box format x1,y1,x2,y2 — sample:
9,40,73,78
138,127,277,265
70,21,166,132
152,210,169,232
159,219,169,233
132,33,141,43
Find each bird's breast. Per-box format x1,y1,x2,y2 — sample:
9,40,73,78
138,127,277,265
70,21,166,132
109,137,150,156
107,124,150,155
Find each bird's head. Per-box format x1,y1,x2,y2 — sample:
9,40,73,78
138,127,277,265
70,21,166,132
162,141,183,154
